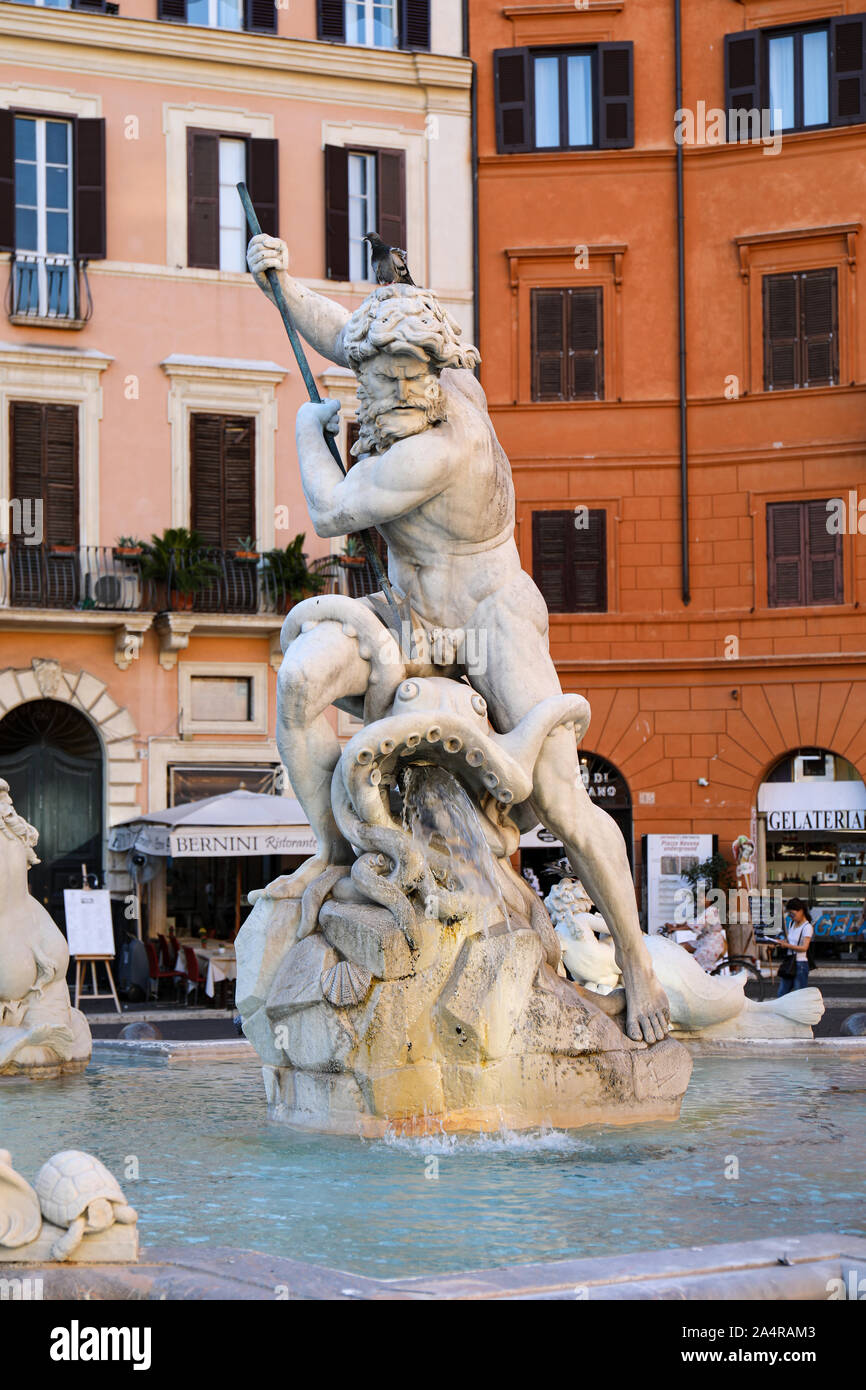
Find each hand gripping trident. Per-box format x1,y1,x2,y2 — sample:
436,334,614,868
237,183,408,634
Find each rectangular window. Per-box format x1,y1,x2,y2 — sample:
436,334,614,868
726,19,866,137
187,0,242,28
218,138,247,272
767,27,829,132
494,44,633,153
531,287,603,401
187,129,278,270
763,268,838,390
13,116,72,317
317,0,430,50
532,508,607,614
189,675,253,723
767,500,843,608
346,0,397,48
158,0,274,32
532,51,594,149
348,151,377,281
324,145,405,282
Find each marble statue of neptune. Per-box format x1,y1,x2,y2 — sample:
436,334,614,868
247,233,670,1045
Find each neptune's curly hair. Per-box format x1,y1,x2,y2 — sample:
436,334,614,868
341,285,480,372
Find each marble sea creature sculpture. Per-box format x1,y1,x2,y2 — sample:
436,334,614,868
551,909,824,1036
0,781,92,1077
546,879,621,992
0,1150,42,1248
34,1151,138,1261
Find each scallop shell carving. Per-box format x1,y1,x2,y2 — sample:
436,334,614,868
321,960,372,1008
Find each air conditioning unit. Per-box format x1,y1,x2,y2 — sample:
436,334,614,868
92,571,141,610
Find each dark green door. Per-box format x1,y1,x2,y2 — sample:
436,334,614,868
0,700,102,918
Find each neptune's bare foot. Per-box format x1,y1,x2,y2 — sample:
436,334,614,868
620,962,670,1043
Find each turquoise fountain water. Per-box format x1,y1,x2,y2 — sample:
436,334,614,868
1,1054,863,1277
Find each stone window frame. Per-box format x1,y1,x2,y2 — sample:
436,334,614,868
178,660,269,735
160,353,287,553
505,243,627,404
734,223,859,396
0,342,112,549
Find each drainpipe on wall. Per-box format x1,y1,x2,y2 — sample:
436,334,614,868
465,0,480,365
674,0,690,604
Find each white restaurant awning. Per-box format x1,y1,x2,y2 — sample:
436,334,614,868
109,790,317,858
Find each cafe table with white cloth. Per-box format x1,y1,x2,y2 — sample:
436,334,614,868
175,939,237,999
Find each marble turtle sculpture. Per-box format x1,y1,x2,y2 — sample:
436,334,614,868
34,1150,137,1260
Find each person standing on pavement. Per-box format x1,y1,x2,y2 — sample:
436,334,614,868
773,897,814,996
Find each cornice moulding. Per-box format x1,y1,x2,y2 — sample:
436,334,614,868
0,8,472,93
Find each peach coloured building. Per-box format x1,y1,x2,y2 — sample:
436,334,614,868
472,0,866,937
0,0,473,938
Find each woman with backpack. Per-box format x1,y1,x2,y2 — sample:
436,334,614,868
771,897,814,996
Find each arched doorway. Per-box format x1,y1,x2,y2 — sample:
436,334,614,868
758,747,866,954
520,751,633,898
0,699,103,918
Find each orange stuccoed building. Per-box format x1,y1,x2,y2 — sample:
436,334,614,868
471,0,866,934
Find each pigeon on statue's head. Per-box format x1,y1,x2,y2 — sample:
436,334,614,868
363,232,415,286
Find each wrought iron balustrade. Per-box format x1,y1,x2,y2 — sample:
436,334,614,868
6,252,92,326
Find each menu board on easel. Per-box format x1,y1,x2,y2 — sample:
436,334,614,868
63,890,115,958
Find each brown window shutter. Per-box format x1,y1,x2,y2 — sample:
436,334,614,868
317,0,345,41
830,14,866,126
244,0,277,33
531,289,566,401
10,402,79,547
573,508,607,611
249,138,279,238
377,149,406,252
400,0,430,51
74,118,106,260
158,0,187,19
568,287,603,400
0,107,13,252
532,510,571,613
725,32,761,140
494,49,532,153
324,144,350,280
187,129,219,270
191,414,254,548
597,43,634,149
767,502,804,607
764,273,799,390
223,417,256,545
190,414,223,545
801,268,837,386
805,499,843,605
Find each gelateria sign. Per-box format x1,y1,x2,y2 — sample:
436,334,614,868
758,781,866,834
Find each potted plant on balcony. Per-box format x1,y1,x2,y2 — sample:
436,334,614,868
341,534,367,567
263,533,324,612
233,535,260,562
113,536,145,561
140,528,218,611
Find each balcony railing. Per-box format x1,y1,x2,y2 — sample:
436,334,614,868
0,546,368,614
6,252,93,327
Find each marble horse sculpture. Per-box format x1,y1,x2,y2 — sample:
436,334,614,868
236,233,692,1134
0,780,91,1078
548,878,825,1040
